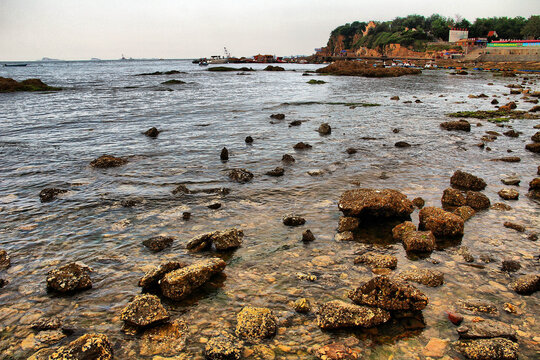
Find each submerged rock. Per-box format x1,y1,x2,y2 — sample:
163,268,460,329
204,333,242,360
228,169,253,183
458,299,498,314
491,203,512,211
144,127,160,138
270,113,285,120
348,276,428,311
451,170,486,191
120,294,169,328
338,188,414,219
0,249,10,269
454,338,518,360
39,188,67,203
30,317,63,331
458,319,517,341
316,343,359,360
49,333,113,360
440,120,471,132
283,214,306,226
46,262,92,293
453,206,476,221
465,191,491,210
235,306,277,340
90,155,128,168
293,298,311,313
316,300,391,329
511,274,540,295
265,167,284,177
419,207,464,238
142,236,174,252
159,258,226,300
353,252,397,269
140,319,187,356
395,268,444,287
138,261,186,290
318,123,332,135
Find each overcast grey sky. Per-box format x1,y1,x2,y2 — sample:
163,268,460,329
0,0,538,60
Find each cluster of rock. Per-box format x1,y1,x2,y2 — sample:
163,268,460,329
185,228,244,252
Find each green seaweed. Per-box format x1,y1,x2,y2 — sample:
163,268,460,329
281,101,380,107
447,110,537,120
307,79,326,85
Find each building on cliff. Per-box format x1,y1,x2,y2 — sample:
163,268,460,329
449,28,469,43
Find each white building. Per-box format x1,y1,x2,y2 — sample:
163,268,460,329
449,28,469,43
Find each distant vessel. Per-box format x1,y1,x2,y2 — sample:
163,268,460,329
120,54,134,61
4,63,27,67
41,57,62,62
90,58,102,61
207,47,231,64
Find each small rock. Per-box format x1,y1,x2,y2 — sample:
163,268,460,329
447,311,464,325
302,229,315,242
144,127,160,138
412,197,425,208
390,96,400,100
318,123,331,135
138,261,186,290
458,246,475,262
346,147,357,154
90,154,127,168
457,319,517,341
354,252,397,269
235,306,277,340
335,231,354,241
229,169,253,183
458,299,498,314
525,142,540,153
338,188,414,219
501,176,520,186
391,221,416,241
204,333,242,360
504,222,525,232
140,320,187,356
289,120,302,127
265,167,284,177
316,300,390,329
293,298,311,313
282,154,295,163
453,206,476,221
48,333,113,360
220,147,229,161
423,338,449,358
466,191,491,210
0,249,10,269
39,188,67,203
46,262,92,293
30,317,63,331
498,189,519,200
532,131,540,142
394,141,411,148
120,294,169,328
419,207,464,238
316,342,358,360
402,231,436,252
396,268,444,287
270,114,285,120
491,99,499,105
142,236,174,252
186,228,244,252
245,136,253,144
501,260,521,273
491,156,521,163
182,212,191,220
491,203,512,211
283,214,306,227
441,188,466,208
511,274,540,295
207,202,222,209
172,184,190,194
293,142,312,150
503,129,519,137
441,120,470,132
454,338,518,360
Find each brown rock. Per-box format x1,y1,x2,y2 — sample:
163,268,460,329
293,142,312,150
412,197,425,208
316,300,391,329
142,236,174,252
120,294,169,328
283,214,306,226
511,274,540,295
491,203,512,211
465,191,491,210
440,120,471,132
457,319,517,341
423,338,448,358
318,123,332,135
302,229,315,242
419,207,464,238
353,252,397,269
348,276,428,311
338,188,413,219
396,268,444,287
270,113,285,120
0,249,10,270
450,170,487,191
503,222,525,232
235,306,277,340
220,147,229,161
316,343,359,360
453,206,476,221
441,188,466,208
531,131,540,142
159,258,226,300
46,263,92,293
525,142,540,153
138,261,186,290
498,189,519,200
338,217,360,232
39,188,67,203
454,338,518,360
228,169,253,183
144,127,159,138
293,298,311,313
49,333,113,360
204,333,242,360
458,299,498,314
265,167,284,177
391,221,416,241
140,320,187,356
402,231,436,252
90,155,128,168
282,154,295,163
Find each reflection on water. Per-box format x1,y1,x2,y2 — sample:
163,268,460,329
0,60,539,359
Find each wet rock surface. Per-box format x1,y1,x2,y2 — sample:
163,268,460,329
504,222,525,232
498,189,519,200
265,167,284,177
338,188,413,219
204,333,242,360
46,262,92,293
138,261,186,290
395,268,444,287
235,306,277,340
457,319,517,341
453,206,476,221
293,142,312,150
49,333,113,360
144,127,160,138
511,274,540,295
353,252,397,269
89,154,128,168
440,120,471,131
283,214,306,226
317,300,391,329
139,319,187,356
228,168,253,183
458,299,498,314
293,298,311,313
120,294,169,328
419,207,464,238
348,276,428,311
441,188,466,208
0,249,10,269
159,258,226,300
402,230,436,252
142,236,174,252
454,338,518,360
318,123,332,135
39,188,67,203
186,228,244,251
338,217,360,232
450,170,487,191
302,229,315,242
465,191,491,210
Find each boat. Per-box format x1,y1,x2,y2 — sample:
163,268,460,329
199,60,208,66
4,63,27,67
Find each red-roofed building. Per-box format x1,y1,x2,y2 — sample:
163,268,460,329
487,31,498,38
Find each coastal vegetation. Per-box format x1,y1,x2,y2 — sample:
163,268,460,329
316,61,421,77
0,77,60,92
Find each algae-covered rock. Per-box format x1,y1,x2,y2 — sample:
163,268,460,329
160,258,226,300
391,221,416,241
316,300,390,329
235,306,277,340
90,155,128,168
204,333,242,360
293,298,311,313
0,77,60,92
440,120,471,132
142,236,175,252
466,191,491,210
511,274,540,295
348,276,428,311
441,188,466,208
49,333,113,360
139,319,187,356
120,294,169,328
454,338,518,360
395,268,444,287
338,188,414,219
138,261,186,290
419,207,464,238
353,252,397,269
402,231,436,252
46,262,92,293
451,170,487,191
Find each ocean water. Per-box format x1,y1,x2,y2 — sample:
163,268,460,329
0,60,539,359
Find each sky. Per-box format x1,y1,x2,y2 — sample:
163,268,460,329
0,0,538,61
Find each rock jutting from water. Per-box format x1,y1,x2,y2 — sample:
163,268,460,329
142,236,175,252
511,274,540,295
338,188,414,219
283,214,306,226
48,333,113,360
90,154,128,168
453,206,476,221
318,123,331,135
138,261,186,290
348,276,428,311
316,300,391,329
220,147,229,161
159,258,226,300
0,249,10,269
402,230,436,253
440,120,471,132
228,168,253,183
144,127,160,138
120,294,169,328
185,228,244,252
450,170,487,191
293,298,311,313
265,167,284,177
316,61,421,77
46,262,92,293
39,188,68,203
235,306,277,340
0,77,61,92
204,333,242,360
418,207,464,238
498,189,519,200
465,191,491,210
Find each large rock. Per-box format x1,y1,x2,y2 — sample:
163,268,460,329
454,338,518,360
511,274,540,295
402,231,436,252
338,189,414,219
353,252,397,269
348,276,428,311
395,268,444,287
159,258,226,300
204,334,242,360
90,155,128,168
46,262,92,293
39,188,67,203
440,120,471,131
138,261,186,290
186,228,244,251
441,188,466,208
316,300,391,329
49,333,113,360
228,169,253,183
139,319,187,356
121,294,169,328
0,249,10,269
419,207,464,238
235,306,277,340
457,320,517,341
466,191,491,210
450,170,487,191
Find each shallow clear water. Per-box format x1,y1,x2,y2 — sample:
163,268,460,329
0,60,539,359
